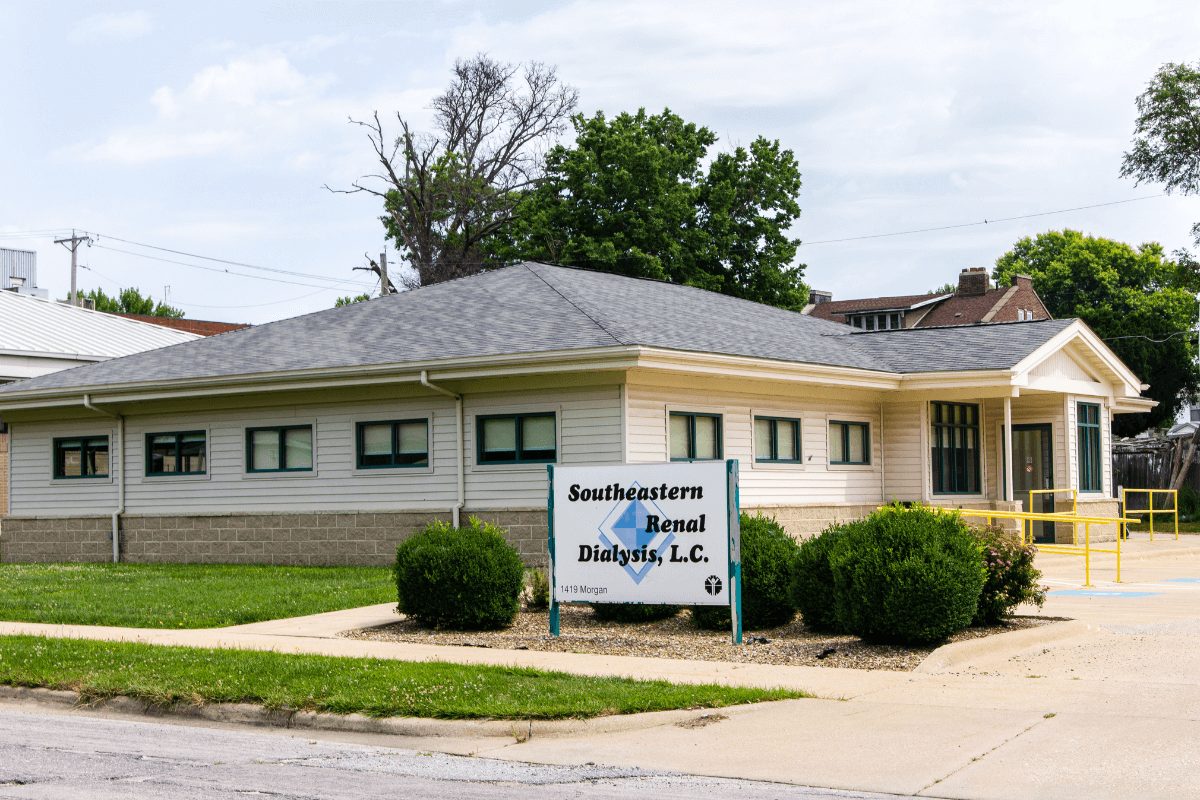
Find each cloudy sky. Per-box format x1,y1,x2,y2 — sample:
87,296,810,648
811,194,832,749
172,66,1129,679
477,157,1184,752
2,1,1198,324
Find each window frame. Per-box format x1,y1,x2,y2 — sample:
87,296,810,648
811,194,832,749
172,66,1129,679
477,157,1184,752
244,424,316,474
355,418,431,470
144,430,208,478
475,412,558,466
1077,402,1103,493
753,415,802,464
52,435,112,480
930,402,982,495
668,411,724,462
828,420,870,466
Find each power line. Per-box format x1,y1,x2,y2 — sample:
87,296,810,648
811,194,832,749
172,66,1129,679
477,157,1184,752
86,231,371,286
798,194,1168,246
91,244,375,291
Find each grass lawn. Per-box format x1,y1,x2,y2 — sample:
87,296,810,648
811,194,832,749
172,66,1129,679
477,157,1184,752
0,563,395,628
1126,519,1200,533
0,635,804,719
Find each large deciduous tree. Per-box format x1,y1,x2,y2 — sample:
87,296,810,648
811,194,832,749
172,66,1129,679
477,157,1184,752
333,54,578,289
993,230,1200,437
1121,60,1200,246
498,108,809,310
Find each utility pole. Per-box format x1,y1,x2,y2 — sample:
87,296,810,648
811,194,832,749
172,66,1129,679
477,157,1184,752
53,230,93,306
379,248,389,296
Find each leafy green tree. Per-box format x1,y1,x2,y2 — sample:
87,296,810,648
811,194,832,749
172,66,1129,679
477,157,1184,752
928,282,956,295
499,108,809,310
85,287,184,318
334,294,372,307
1121,61,1200,245
993,230,1200,436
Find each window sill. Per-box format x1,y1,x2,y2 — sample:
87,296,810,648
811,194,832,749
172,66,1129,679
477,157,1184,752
828,462,872,471
47,476,113,486
240,470,319,480
352,465,435,477
471,462,555,473
751,461,806,471
140,473,211,484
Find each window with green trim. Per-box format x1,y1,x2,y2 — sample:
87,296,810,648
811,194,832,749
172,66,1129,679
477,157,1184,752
477,413,556,463
930,402,980,494
754,416,801,462
146,431,206,475
829,421,869,465
246,426,313,472
53,436,109,479
670,412,722,461
357,420,428,468
1078,402,1102,492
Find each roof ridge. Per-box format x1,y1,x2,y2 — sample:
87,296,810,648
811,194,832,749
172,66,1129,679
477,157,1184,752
523,264,625,345
844,317,1072,335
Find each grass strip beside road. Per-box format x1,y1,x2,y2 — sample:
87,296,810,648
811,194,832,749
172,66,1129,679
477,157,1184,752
0,636,804,719
0,563,395,628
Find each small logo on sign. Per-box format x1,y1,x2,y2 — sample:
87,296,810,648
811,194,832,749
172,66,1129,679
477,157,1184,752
705,575,723,596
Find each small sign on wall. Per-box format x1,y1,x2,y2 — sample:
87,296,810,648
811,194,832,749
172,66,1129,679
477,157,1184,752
547,460,742,643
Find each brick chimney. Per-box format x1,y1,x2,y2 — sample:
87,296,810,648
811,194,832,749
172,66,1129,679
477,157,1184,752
957,267,989,296
808,289,832,306
1010,273,1033,291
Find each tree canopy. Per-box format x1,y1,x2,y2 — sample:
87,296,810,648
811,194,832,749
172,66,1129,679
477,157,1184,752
993,230,1200,436
85,287,184,318
1121,60,1200,246
497,108,809,310
334,293,371,307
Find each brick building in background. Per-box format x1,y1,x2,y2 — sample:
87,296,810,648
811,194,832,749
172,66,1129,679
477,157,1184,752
804,267,1051,330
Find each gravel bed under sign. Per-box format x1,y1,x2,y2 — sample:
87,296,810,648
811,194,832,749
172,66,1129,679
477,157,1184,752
342,606,1060,672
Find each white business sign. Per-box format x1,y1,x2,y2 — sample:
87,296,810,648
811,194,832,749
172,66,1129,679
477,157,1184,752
549,461,737,606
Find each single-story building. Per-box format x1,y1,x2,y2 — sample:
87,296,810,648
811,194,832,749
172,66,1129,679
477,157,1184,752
0,289,201,516
0,262,1154,566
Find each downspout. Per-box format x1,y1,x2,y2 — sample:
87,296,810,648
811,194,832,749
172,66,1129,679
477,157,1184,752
879,403,886,504
421,371,464,527
83,394,123,563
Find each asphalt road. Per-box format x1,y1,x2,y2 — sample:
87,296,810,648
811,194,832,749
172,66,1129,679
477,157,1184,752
0,706,903,800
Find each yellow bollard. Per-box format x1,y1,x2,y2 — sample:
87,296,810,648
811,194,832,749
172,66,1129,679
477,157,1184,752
1116,518,1122,583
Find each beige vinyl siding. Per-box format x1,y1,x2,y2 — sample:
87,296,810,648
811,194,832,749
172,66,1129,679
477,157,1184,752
11,387,621,516
1067,394,1111,497
626,384,884,507
882,401,923,502
9,422,119,516
463,387,622,508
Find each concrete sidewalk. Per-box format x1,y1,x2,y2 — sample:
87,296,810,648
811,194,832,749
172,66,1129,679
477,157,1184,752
3,540,1200,798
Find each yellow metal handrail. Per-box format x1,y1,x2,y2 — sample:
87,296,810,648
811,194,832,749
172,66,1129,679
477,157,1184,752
1121,488,1179,541
901,505,1137,587
1028,487,1077,516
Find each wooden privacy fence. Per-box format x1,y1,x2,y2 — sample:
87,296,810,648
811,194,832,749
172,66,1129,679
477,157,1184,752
1112,438,1200,496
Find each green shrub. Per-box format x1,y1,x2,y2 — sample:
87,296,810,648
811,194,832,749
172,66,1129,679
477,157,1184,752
971,525,1046,625
590,603,680,623
526,569,550,611
829,505,986,645
787,526,847,632
692,513,800,631
394,517,525,630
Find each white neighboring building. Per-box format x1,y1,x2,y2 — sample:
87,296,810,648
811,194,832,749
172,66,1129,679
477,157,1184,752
0,290,200,513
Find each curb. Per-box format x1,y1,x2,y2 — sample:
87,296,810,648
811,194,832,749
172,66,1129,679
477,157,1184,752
914,620,1102,674
0,684,716,740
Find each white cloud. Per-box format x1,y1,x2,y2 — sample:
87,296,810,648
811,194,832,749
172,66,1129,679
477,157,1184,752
72,11,152,41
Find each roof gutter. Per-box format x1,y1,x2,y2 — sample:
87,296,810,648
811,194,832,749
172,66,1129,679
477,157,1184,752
83,394,123,563
421,371,464,528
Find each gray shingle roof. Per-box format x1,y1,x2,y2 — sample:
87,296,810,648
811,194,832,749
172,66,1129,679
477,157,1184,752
0,263,1077,397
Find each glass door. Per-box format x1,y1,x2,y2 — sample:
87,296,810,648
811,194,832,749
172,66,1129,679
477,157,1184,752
1010,424,1055,543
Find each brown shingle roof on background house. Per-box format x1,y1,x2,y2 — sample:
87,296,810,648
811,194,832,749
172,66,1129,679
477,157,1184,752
113,314,250,337
808,293,947,322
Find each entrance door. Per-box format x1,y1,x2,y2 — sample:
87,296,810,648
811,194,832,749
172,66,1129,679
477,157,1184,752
1011,424,1054,543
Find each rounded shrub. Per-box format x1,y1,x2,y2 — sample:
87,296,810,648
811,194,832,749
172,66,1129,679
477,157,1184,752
829,505,986,645
787,526,847,632
692,513,800,631
971,525,1046,625
590,603,680,623
394,516,525,630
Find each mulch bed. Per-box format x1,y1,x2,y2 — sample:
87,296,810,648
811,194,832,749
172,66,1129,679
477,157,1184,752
342,605,1062,672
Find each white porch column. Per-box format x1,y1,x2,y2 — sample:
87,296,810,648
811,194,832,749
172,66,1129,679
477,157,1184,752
1003,395,1015,504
